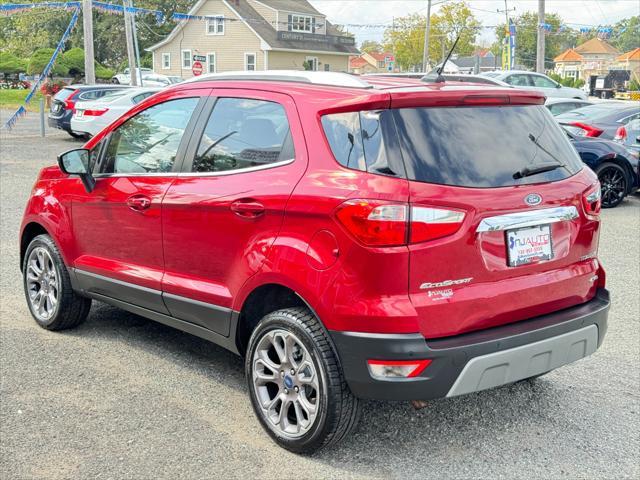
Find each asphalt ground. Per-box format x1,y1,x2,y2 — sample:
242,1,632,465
1,109,639,479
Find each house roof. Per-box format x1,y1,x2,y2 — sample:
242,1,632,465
617,48,640,62
367,52,393,61
349,57,369,68
554,48,583,62
148,0,358,55
256,0,323,16
574,37,620,55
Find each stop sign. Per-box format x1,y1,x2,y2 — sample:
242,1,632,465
192,61,203,76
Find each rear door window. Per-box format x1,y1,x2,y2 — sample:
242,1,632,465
393,105,583,187
191,97,294,173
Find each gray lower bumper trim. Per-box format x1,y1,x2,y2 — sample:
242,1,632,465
446,324,598,397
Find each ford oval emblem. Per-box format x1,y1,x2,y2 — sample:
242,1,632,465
524,193,542,206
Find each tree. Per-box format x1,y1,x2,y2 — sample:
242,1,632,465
609,16,640,53
27,48,69,76
383,2,480,71
360,40,383,54
0,52,28,75
494,12,577,70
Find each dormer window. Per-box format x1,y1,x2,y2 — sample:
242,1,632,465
288,14,315,33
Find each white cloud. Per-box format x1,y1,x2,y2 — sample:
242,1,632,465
310,0,639,46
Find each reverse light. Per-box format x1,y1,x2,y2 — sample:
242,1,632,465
582,183,602,217
613,125,627,143
410,206,466,243
569,121,603,137
367,359,432,379
335,200,407,246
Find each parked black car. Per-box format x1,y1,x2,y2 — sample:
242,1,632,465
48,84,130,138
567,131,639,208
557,102,639,141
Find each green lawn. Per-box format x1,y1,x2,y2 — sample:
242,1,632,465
0,89,45,112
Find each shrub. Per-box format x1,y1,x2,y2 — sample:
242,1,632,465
95,64,114,79
629,79,640,91
62,47,85,76
27,48,69,76
0,52,28,75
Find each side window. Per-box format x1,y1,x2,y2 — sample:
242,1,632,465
322,111,402,177
101,97,199,174
531,75,557,88
132,92,153,104
192,97,294,173
506,74,530,86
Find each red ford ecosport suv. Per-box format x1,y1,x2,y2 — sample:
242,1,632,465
20,72,610,453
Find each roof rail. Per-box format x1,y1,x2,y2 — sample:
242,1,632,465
182,70,373,89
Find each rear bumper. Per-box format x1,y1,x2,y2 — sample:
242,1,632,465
330,288,610,401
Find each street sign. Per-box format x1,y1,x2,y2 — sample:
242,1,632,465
192,61,204,76
193,54,206,63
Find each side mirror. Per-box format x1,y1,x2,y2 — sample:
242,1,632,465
57,148,95,192
556,83,562,88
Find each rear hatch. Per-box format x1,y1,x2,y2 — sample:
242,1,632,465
390,97,601,338
50,87,77,117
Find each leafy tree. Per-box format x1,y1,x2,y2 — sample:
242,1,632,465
27,48,69,76
360,40,383,54
609,16,640,53
383,2,480,71
0,52,28,75
494,12,578,70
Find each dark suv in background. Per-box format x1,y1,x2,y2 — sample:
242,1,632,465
48,84,130,138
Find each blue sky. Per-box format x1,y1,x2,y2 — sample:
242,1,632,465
310,0,640,46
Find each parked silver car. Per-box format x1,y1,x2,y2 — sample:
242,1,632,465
482,70,588,100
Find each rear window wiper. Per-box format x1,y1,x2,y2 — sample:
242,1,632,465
513,162,564,179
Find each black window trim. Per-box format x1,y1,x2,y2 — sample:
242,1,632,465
91,94,209,178
178,93,297,177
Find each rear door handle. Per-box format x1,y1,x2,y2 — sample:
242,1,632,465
126,194,152,211
230,200,265,218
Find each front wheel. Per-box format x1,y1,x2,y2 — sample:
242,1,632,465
597,162,628,208
246,307,360,453
23,234,91,330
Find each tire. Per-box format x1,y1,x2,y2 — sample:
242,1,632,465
22,234,91,331
245,307,360,453
67,130,84,139
596,162,628,208
111,77,120,84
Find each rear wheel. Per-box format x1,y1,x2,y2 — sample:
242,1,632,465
246,307,360,453
67,131,84,139
22,234,91,330
597,162,627,208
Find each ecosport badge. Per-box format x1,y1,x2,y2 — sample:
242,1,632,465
420,277,473,289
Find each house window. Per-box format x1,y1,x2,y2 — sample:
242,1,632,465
162,53,171,70
206,16,224,35
288,14,313,33
207,53,216,73
305,56,318,71
245,52,256,71
377,61,384,68
181,50,191,69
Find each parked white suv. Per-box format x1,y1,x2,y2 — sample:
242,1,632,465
482,70,588,100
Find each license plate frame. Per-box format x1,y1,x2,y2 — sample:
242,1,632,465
505,224,554,267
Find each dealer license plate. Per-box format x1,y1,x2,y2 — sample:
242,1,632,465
506,224,553,267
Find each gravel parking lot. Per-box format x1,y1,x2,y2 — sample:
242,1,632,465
1,110,639,479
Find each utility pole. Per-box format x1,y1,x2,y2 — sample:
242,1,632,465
129,0,144,86
422,0,432,72
123,0,137,86
82,0,95,84
536,0,546,73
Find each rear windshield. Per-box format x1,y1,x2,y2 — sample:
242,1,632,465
556,103,627,122
393,105,583,187
53,88,75,101
322,105,583,188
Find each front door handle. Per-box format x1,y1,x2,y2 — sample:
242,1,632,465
230,200,265,218
127,194,152,212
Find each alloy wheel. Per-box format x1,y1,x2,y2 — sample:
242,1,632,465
251,329,320,439
26,247,59,321
599,166,626,208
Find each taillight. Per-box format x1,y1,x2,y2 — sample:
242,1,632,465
367,359,432,379
570,121,603,137
63,89,79,111
410,206,465,243
582,183,601,216
83,108,109,116
613,125,627,143
335,200,407,247
335,200,466,246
